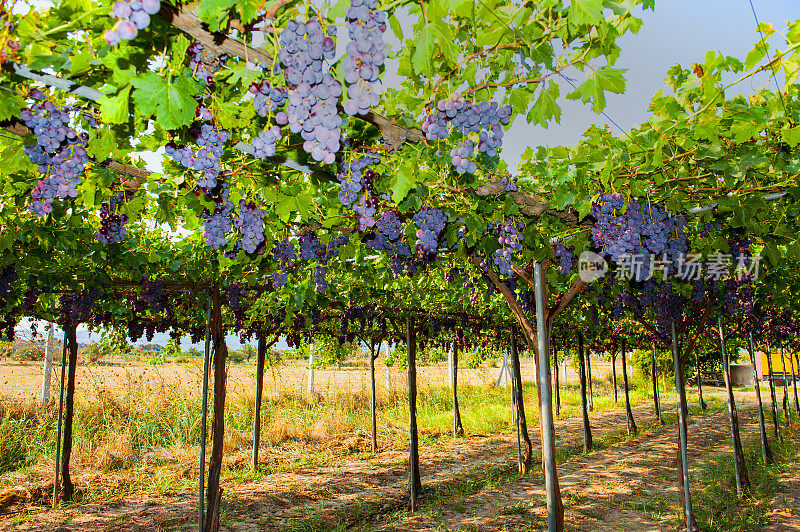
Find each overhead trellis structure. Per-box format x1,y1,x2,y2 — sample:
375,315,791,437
3,0,800,530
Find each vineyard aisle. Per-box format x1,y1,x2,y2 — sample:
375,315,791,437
4,390,797,531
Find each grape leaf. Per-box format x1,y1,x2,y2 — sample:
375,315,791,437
527,81,561,126
131,73,201,130
392,159,417,203
97,85,131,125
570,0,604,26
566,67,627,112
412,25,435,77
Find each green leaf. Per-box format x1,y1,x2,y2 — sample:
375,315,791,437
196,0,236,32
412,25,435,77
97,85,131,125
570,0,604,26
86,129,118,162
388,13,404,42
392,159,417,203
131,73,201,130
566,67,627,112
782,126,800,147
81,179,97,209
0,92,23,122
527,81,561,126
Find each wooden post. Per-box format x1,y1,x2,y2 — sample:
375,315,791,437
718,317,750,496
586,347,594,411
509,327,532,473
41,324,54,406
370,340,378,452
621,340,637,435
406,318,421,509
611,347,618,404
452,339,463,437
252,333,266,470
52,332,68,507
496,351,509,387
651,342,663,425
577,331,592,453
59,323,78,501
792,353,800,416
307,343,315,395
765,343,782,441
671,320,693,531
203,288,228,532
553,344,560,417
748,331,773,464
695,353,707,410
780,345,790,425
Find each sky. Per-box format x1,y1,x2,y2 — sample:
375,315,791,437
13,0,800,349
500,0,800,167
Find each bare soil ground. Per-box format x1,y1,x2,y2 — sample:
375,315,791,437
6,388,795,532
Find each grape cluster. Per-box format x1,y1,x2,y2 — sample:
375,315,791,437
252,126,282,158
388,241,417,277
366,209,402,251
553,242,575,274
20,99,90,217
58,289,100,327
299,231,349,265
501,175,518,192
249,80,288,118
165,124,230,193
421,94,512,172
488,219,524,276
278,18,342,164
96,190,134,244
413,205,447,257
313,265,328,293
0,9,20,64
233,200,266,253
337,154,380,205
104,0,160,46
187,42,214,85
272,270,289,288
450,140,477,175
353,194,379,231
589,193,689,275
200,184,234,249
342,0,388,116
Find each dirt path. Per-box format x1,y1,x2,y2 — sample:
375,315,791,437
5,390,787,532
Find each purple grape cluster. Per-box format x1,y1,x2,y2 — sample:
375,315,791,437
313,265,328,293
388,241,417,277
488,219,524,276
95,190,134,244
450,140,477,175
553,242,575,274
20,99,90,216
421,94,512,172
299,231,349,265
413,205,447,257
337,154,380,205
590,193,689,275
273,237,296,266
278,18,342,163
366,209,402,251
272,270,289,288
252,126,282,158
165,124,230,193
200,184,234,249
187,42,214,85
249,80,288,117
233,200,266,253
698,221,721,238
342,0,388,116
57,289,100,327
501,175,518,192
353,194,378,230
104,0,160,46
